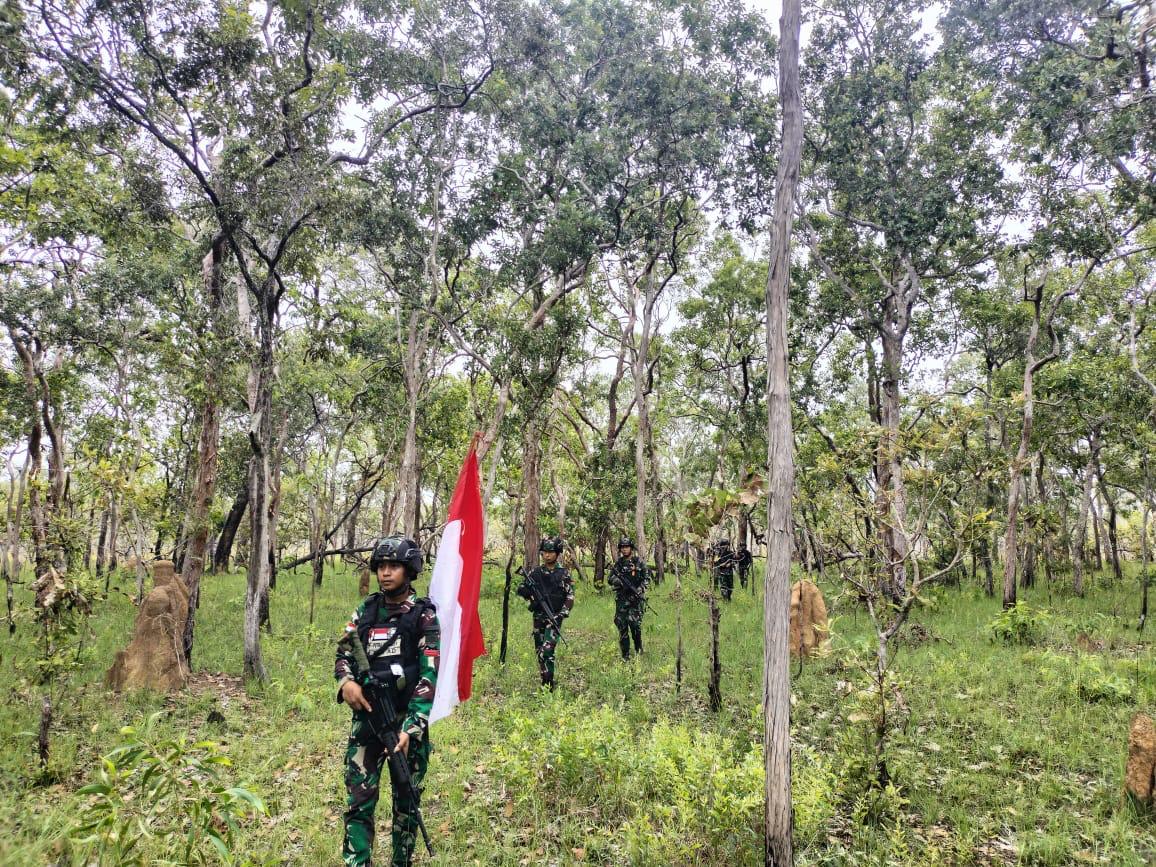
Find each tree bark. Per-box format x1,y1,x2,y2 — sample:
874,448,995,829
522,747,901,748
877,321,910,601
764,0,802,859
708,592,722,712
1093,460,1123,582
213,464,251,573
95,506,110,579
1072,442,1097,598
522,417,543,569
1003,284,1052,607
1141,447,1151,632
632,271,656,560
180,237,226,667
243,282,276,682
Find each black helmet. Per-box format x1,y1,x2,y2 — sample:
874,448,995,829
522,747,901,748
618,536,634,549
718,538,731,548
369,535,423,576
540,537,563,553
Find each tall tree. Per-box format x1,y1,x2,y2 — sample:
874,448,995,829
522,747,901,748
764,0,802,861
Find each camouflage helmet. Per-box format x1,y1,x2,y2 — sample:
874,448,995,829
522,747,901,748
617,536,635,549
369,535,423,576
540,537,564,554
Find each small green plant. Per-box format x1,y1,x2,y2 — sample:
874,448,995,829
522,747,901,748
987,601,1050,645
69,712,268,866
1073,657,1132,704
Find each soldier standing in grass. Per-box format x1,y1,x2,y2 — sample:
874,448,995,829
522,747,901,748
608,536,648,660
735,542,754,590
714,538,736,601
516,537,574,690
335,536,439,867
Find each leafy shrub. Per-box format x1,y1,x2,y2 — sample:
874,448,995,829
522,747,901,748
987,602,1050,645
491,701,768,864
1073,657,1132,704
69,712,268,866
1031,650,1133,705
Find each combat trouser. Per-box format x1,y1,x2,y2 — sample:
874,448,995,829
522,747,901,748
532,615,562,688
343,711,431,867
613,596,644,659
718,569,734,601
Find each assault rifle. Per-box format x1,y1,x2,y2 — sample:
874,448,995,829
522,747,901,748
516,567,567,642
611,564,658,616
338,632,434,856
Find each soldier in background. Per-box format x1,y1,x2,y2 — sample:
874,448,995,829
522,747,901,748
516,537,574,690
735,542,754,590
714,538,736,601
608,536,648,660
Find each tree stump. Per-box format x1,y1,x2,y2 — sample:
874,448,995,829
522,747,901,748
105,560,188,692
789,579,828,657
358,567,371,596
1126,713,1156,810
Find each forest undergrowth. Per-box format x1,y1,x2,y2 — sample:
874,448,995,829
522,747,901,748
1,562,1154,866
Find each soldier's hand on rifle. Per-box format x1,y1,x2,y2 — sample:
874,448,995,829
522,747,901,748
395,730,410,756
341,680,373,713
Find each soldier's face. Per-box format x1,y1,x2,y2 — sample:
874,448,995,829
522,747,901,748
619,545,632,557
542,550,558,566
376,562,408,595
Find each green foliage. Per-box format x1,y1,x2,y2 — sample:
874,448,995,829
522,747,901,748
492,703,763,864
988,601,1051,646
1031,649,1134,706
69,712,268,866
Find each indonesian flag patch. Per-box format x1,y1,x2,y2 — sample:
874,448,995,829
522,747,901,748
369,627,393,642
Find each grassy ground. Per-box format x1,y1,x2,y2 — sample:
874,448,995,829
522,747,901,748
1,560,1154,865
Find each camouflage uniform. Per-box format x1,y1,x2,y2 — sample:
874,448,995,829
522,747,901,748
516,563,575,688
714,543,736,601
735,546,753,589
608,554,648,659
336,592,440,867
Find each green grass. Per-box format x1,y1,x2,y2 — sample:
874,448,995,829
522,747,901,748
1,562,1155,865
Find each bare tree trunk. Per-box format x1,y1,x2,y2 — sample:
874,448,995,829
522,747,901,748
2,454,29,634
594,527,608,591
1021,455,1038,589
708,592,722,712
95,507,110,580
998,278,1068,610
1094,461,1123,582
878,326,909,601
764,0,802,858
1141,448,1151,632
213,465,251,573
180,240,226,665
1072,444,1096,598
82,503,95,571
243,283,276,683
632,276,655,559
107,496,120,575
499,497,521,665
522,418,542,569
1090,492,1104,573
399,390,421,539
1040,450,1058,587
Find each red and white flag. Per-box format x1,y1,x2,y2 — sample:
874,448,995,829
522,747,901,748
428,441,486,724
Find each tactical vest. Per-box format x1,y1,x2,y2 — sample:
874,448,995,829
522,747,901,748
528,566,568,613
356,594,433,713
612,557,644,594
